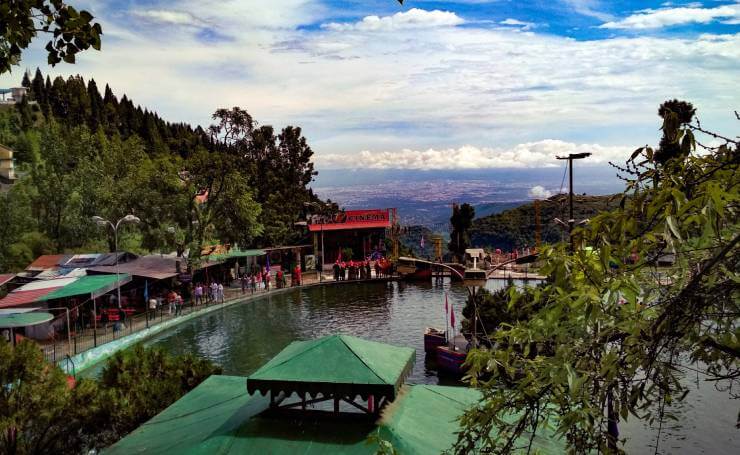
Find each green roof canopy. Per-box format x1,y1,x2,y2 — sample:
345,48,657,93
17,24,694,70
0,312,54,328
39,274,132,301
207,249,265,262
105,376,564,454
246,335,415,401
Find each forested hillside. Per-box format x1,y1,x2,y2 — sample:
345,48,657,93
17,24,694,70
0,70,319,272
470,194,618,250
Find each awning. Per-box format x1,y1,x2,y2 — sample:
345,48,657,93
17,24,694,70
206,249,266,261
38,274,132,301
0,312,54,328
0,277,76,308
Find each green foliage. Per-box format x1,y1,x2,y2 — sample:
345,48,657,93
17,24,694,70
0,340,221,454
0,339,103,454
342,247,355,261
472,194,618,251
0,73,321,273
448,203,475,261
455,104,739,454
0,1,102,74
97,345,222,445
461,282,544,346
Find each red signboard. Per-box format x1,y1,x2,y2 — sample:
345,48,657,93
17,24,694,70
308,209,391,232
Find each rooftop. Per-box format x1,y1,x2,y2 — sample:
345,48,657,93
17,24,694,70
246,334,415,403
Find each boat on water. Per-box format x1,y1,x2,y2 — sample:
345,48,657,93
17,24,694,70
435,344,467,375
397,257,432,281
424,327,447,353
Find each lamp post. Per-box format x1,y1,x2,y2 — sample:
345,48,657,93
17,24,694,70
555,152,591,251
92,214,141,310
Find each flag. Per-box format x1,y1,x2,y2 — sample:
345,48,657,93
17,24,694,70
144,280,149,302
266,254,271,273
445,293,449,314
450,306,456,328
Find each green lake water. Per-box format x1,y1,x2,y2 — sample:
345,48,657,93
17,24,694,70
142,280,738,454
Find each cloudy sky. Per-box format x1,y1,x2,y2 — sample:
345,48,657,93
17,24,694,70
1,0,738,170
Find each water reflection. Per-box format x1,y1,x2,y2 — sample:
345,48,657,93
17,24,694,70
144,279,738,453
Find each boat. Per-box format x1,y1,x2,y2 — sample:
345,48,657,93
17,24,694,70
435,344,467,375
423,327,447,353
397,257,432,281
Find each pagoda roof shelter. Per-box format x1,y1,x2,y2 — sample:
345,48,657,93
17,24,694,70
247,334,415,417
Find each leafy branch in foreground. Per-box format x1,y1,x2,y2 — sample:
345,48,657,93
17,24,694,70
455,101,739,454
1,1,102,74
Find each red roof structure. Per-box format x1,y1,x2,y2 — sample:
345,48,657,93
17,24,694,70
26,254,65,271
308,209,391,232
0,288,59,308
0,274,15,287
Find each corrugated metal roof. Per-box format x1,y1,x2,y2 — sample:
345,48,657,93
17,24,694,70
0,288,59,308
87,255,180,280
25,254,66,271
16,277,79,291
0,274,15,287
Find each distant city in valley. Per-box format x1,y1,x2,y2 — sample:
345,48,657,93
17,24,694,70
312,166,625,228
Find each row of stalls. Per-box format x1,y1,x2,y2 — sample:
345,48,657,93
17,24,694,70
0,246,313,344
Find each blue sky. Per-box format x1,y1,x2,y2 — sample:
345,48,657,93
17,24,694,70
1,0,738,170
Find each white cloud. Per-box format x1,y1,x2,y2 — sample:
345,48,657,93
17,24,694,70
500,18,538,30
132,9,207,27
528,185,554,199
322,8,464,32
562,0,613,21
5,4,739,171
601,5,739,29
314,140,633,170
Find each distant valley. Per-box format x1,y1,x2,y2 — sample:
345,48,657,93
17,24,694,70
312,166,625,230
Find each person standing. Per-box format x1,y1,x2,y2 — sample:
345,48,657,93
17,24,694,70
194,283,203,305
217,282,225,303
211,282,218,302
241,274,247,293
250,273,256,293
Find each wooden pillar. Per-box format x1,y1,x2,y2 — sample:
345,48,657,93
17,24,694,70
333,395,340,414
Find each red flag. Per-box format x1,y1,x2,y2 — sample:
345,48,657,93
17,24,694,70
445,293,449,313
450,306,456,328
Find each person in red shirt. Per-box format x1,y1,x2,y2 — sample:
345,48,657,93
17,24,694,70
293,264,302,286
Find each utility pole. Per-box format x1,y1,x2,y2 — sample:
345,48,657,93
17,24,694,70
555,153,591,251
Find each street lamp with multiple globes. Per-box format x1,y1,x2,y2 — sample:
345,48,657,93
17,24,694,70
91,214,141,310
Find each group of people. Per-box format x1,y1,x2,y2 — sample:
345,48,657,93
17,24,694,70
332,258,391,281
193,282,225,305
238,265,303,294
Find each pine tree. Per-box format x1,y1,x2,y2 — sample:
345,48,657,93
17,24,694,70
87,78,104,131
21,70,31,88
30,68,45,105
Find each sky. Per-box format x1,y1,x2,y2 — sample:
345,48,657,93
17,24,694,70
1,0,738,170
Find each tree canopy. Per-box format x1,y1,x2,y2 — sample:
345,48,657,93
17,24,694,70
0,71,321,272
454,102,739,453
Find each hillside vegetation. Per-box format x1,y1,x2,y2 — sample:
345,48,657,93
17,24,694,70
0,70,318,272
470,194,618,250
